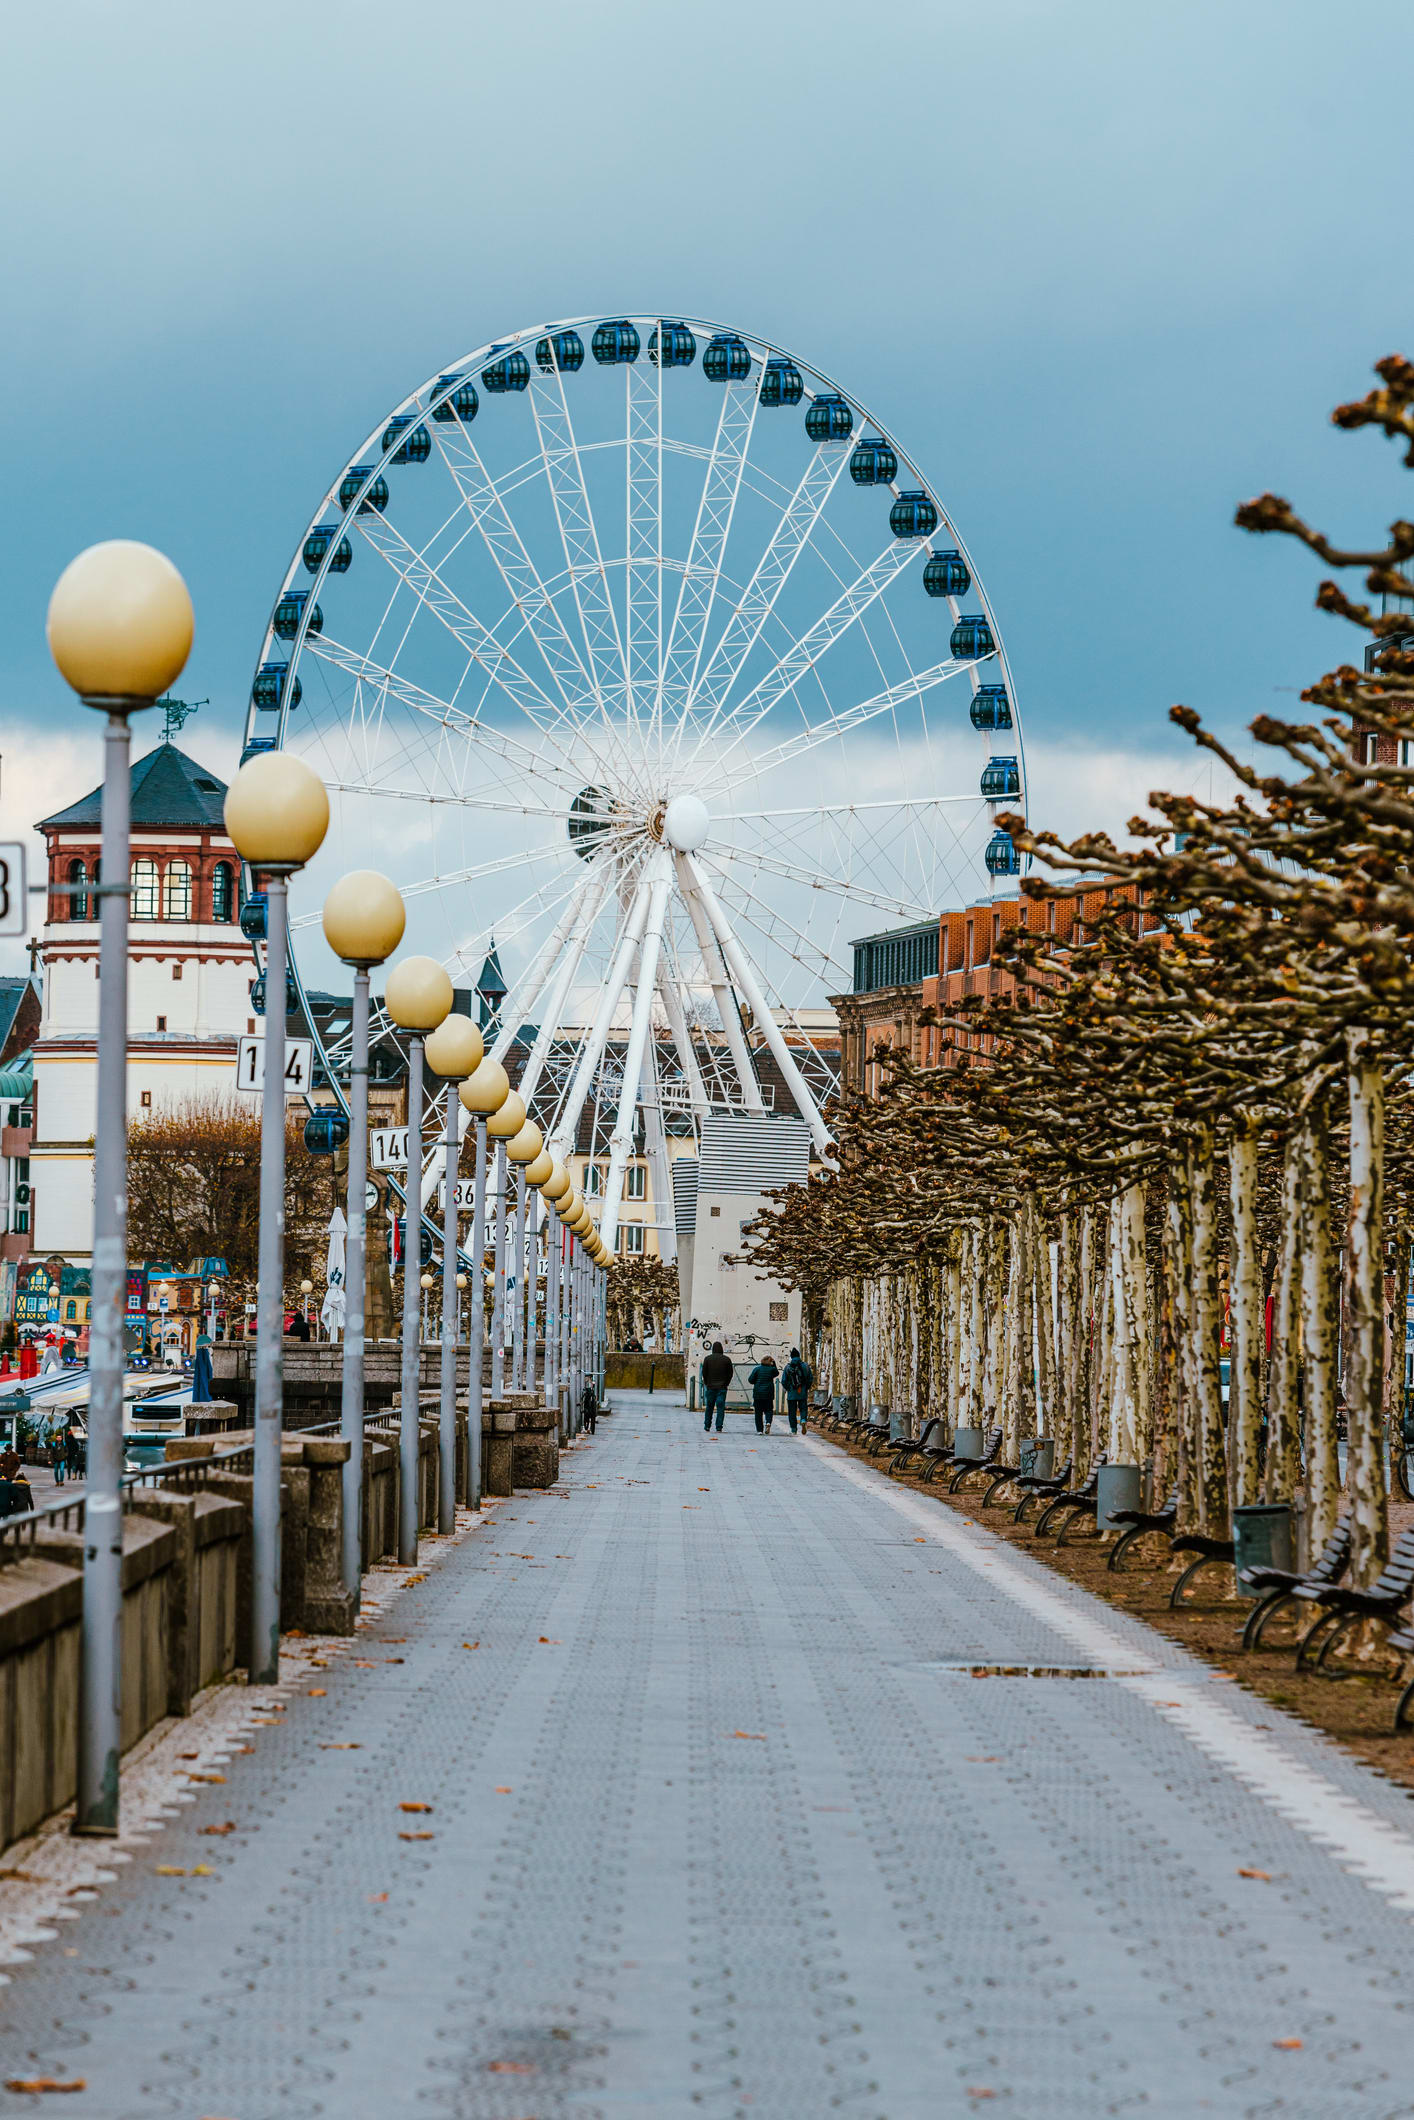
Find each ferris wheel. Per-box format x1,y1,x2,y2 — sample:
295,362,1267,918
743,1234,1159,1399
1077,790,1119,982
241,313,1026,1253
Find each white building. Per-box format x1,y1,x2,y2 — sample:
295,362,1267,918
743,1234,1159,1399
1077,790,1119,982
682,1114,809,1404
31,743,253,1263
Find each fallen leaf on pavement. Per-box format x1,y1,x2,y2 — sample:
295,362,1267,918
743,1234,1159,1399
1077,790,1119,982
487,2061,536,2073
190,1865,214,1876
155,1866,187,1876
353,1660,378,1668
965,1757,1001,1764
399,1801,432,1813
495,1786,513,1793
320,1742,361,1750
200,1823,237,1837
368,1892,388,1902
1238,1868,1272,1881
538,1637,562,1644
398,1830,435,1841
1273,2038,1303,2050
188,1773,225,1784
966,2092,996,2102
730,1731,766,1741
4,2080,87,2095
177,1751,199,1759
308,1688,327,1697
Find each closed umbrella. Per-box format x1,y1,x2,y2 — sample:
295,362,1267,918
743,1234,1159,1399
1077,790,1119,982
320,1206,347,1342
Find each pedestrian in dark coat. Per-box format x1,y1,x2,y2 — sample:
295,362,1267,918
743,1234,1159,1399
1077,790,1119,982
749,1356,780,1433
701,1342,733,1434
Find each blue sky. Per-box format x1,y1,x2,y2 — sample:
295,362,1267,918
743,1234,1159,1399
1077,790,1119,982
2,0,1408,942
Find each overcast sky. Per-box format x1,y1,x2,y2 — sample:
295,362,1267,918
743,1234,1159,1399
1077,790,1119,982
2,0,1407,961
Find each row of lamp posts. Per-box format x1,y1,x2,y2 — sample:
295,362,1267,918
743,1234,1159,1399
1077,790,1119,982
45,539,608,1837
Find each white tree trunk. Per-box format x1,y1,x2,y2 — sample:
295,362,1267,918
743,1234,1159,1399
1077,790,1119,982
1346,1029,1389,1588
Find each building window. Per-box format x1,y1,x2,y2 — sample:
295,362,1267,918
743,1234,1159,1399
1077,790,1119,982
163,860,193,920
156,1016,167,1032
585,1161,604,1195
140,1090,152,1107
212,861,235,922
65,1300,77,1321
131,858,159,921
618,1223,645,1254
172,961,183,980
625,1163,646,1199
67,858,88,920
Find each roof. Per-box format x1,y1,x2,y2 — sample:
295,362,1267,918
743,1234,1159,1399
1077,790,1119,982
39,744,229,832
0,977,36,1060
697,1115,812,1195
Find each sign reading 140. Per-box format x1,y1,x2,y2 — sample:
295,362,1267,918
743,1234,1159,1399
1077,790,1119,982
235,1035,314,1096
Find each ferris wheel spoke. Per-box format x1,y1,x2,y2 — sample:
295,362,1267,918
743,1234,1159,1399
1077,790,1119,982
702,862,850,982
707,844,938,925
599,851,673,1251
503,861,615,1106
303,634,584,797
674,437,854,762
686,539,931,773
625,350,665,750
655,956,712,1125
674,858,765,1113
525,364,632,748
353,509,593,768
548,865,657,1158
431,412,602,725
727,655,974,783
320,780,561,818
659,370,761,722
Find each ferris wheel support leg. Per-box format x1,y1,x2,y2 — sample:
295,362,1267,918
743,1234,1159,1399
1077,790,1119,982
600,852,673,1254
550,868,655,1163
514,864,611,1110
676,856,765,1113
656,964,711,1127
680,854,833,1158
639,1017,677,1267
489,867,602,1073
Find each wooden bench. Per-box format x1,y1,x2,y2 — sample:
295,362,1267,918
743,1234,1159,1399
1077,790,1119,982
946,1426,1004,1493
1239,1516,1351,1652
1033,1458,1106,1539
1293,1524,1414,1673
1107,1485,1179,1573
1167,1532,1236,1608
888,1416,946,1475
1011,1455,1073,1523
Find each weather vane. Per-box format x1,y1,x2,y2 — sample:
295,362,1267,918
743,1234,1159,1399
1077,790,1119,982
156,695,208,744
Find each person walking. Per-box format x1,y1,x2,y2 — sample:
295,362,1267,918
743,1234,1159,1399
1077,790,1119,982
701,1341,733,1434
50,1416,67,1485
781,1347,813,1434
749,1354,780,1433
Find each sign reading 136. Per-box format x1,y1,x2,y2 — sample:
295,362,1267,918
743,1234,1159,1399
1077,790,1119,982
235,1035,314,1096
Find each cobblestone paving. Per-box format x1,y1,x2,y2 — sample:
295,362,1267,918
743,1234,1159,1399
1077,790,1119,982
4,1392,1414,2117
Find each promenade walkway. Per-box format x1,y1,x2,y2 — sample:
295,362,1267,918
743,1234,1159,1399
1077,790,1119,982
4,1390,1414,2116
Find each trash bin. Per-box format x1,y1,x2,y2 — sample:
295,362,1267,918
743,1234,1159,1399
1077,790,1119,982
889,1407,911,1442
1020,1436,1055,1481
953,1426,983,1459
1232,1502,1293,1595
1097,1462,1142,1533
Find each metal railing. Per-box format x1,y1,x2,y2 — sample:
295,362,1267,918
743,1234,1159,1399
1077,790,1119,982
0,1435,257,1567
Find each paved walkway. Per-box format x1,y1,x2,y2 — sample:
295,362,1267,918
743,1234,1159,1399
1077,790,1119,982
5,1391,1414,2117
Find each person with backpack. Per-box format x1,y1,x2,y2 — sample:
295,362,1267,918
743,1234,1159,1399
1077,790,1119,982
749,1354,780,1433
781,1348,813,1434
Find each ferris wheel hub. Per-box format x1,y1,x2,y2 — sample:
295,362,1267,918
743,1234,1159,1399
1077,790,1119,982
662,792,710,853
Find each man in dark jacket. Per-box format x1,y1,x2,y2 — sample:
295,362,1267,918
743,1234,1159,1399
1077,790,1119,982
780,1348,813,1434
749,1355,780,1433
701,1342,733,1434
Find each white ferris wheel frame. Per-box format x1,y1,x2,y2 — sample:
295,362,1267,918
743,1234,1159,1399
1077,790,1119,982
241,313,1027,1258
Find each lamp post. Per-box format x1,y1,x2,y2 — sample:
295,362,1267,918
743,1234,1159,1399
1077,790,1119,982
424,1013,483,1531
207,1280,222,1341
505,1122,543,1395
459,1056,509,1512
225,751,330,1683
323,872,407,1605
47,541,194,1833
456,1273,468,1344
299,1279,313,1330
538,1158,570,1432
384,954,454,1564
486,1091,527,1399
420,1272,434,1340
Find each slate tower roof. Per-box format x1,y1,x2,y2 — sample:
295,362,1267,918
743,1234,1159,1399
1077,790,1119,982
39,745,229,832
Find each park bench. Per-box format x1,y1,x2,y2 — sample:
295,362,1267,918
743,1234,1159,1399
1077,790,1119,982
1106,1485,1180,1572
1385,1610,1414,1730
979,1442,1062,1509
1167,1532,1236,1607
918,1427,968,1482
888,1416,946,1475
1292,1523,1414,1672
1011,1454,1073,1522
1239,1516,1352,1651
1033,1457,1107,1538
867,1414,909,1457
946,1426,1004,1493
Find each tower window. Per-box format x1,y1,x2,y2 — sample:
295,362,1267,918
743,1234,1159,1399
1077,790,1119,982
67,859,88,921
155,1016,167,1032
172,962,183,980
163,860,193,920
212,861,235,922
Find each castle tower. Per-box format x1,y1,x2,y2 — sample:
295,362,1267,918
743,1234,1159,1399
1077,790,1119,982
30,743,254,1262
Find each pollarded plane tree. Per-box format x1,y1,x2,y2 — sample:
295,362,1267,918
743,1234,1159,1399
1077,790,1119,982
741,353,1414,1606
